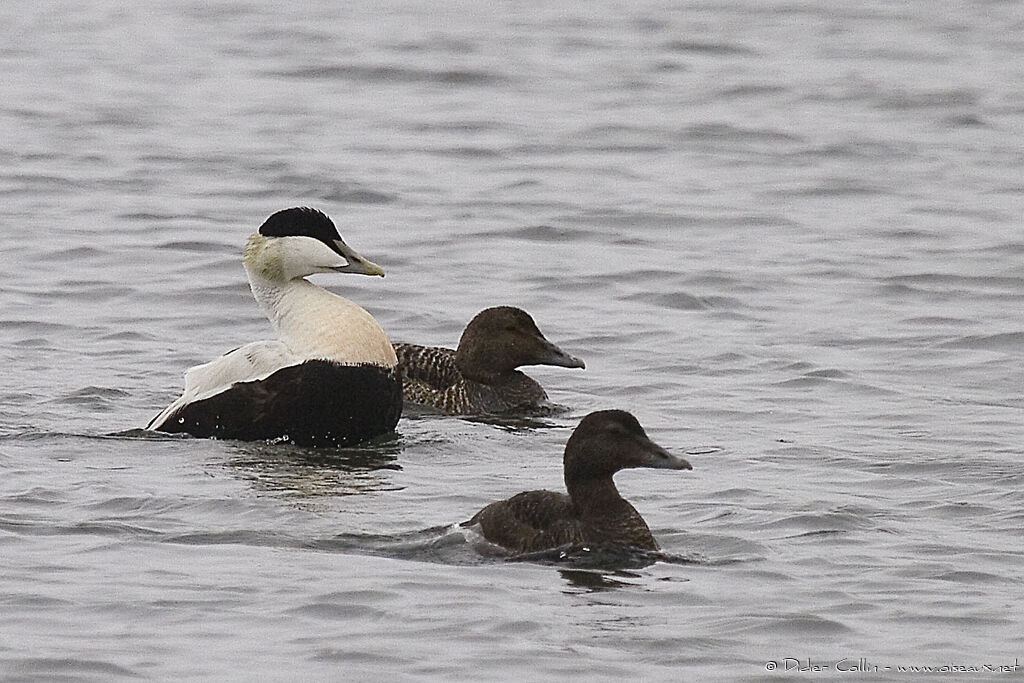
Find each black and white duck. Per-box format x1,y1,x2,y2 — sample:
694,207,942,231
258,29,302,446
147,207,401,447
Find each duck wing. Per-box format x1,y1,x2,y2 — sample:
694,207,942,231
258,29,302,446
394,343,476,412
464,490,584,553
393,343,461,389
148,340,298,430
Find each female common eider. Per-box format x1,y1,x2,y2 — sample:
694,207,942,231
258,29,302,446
147,207,402,447
462,410,691,553
394,306,584,415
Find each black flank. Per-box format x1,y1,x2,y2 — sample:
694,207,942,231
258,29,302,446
154,360,402,447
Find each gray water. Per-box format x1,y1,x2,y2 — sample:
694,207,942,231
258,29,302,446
2,1,1024,680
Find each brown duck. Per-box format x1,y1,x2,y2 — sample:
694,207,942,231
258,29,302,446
394,306,584,415
463,410,692,553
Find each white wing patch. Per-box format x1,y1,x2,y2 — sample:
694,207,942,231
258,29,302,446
147,340,299,429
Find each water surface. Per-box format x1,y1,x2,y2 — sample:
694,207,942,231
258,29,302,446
2,1,1024,680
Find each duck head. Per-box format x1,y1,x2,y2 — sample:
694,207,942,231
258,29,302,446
245,207,385,281
455,306,585,382
563,409,691,485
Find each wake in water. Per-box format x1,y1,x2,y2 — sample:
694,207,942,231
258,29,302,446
314,523,706,572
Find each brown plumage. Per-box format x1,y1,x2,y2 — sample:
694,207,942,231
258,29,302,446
394,306,584,415
463,410,692,553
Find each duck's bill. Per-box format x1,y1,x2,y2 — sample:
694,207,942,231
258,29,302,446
640,441,693,470
534,338,586,370
330,239,386,277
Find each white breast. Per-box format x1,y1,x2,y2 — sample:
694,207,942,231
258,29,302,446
245,233,398,367
266,279,398,366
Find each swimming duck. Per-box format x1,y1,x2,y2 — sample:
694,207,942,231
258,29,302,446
147,207,402,447
394,306,584,415
463,409,691,553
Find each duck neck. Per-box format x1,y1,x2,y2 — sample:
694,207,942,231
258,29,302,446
451,345,510,383
246,270,317,336
566,475,657,549
566,476,629,518
245,269,397,367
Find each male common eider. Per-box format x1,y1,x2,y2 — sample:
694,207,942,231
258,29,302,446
462,410,691,553
147,207,402,447
394,306,585,415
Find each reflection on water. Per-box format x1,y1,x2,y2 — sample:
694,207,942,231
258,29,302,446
558,568,652,592
224,436,404,498
507,541,703,571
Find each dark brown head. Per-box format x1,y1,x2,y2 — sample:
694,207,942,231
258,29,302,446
563,410,691,487
455,306,585,383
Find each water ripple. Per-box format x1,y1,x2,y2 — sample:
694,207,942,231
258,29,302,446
268,64,507,86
